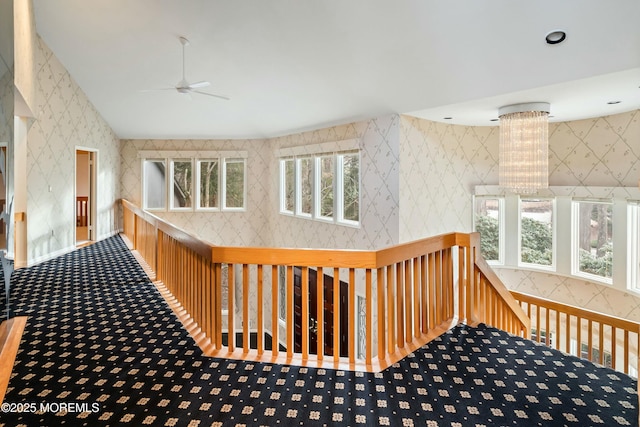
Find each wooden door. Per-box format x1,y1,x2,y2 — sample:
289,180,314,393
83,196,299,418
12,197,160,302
293,267,348,357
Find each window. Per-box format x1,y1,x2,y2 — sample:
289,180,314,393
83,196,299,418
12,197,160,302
474,197,503,263
143,160,166,210
197,160,219,209
223,158,246,210
296,157,313,217
170,160,193,209
520,199,554,267
628,203,640,291
280,159,295,214
475,185,640,290
279,151,360,226
316,156,334,220
574,200,612,281
141,152,246,212
339,152,360,224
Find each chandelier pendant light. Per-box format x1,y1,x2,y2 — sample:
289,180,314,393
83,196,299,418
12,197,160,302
498,102,550,194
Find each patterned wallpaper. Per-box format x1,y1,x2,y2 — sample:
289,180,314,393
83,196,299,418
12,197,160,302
269,114,400,250
120,138,271,247
400,110,640,321
0,69,11,144
25,35,121,264
121,115,401,251
399,116,497,241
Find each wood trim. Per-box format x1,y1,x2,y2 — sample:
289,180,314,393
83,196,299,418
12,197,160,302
0,316,28,404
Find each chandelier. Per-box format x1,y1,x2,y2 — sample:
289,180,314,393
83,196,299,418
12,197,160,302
498,102,550,194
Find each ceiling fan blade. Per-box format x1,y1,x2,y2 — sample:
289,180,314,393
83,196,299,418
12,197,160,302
192,90,230,101
188,81,211,89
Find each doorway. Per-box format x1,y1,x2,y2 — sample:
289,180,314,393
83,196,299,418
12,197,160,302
293,267,349,357
75,149,96,244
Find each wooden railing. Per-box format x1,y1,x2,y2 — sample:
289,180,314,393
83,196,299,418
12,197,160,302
512,291,640,376
121,199,529,372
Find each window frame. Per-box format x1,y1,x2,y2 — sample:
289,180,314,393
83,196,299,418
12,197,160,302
518,197,556,271
295,157,314,218
473,196,505,265
139,151,247,213
336,151,360,226
169,159,194,211
314,155,335,222
278,151,361,227
222,158,247,212
142,159,167,211
571,199,614,285
628,202,640,292
279,158,295,215
195,158,220,211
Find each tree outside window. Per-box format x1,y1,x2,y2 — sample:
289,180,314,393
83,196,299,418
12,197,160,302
317,156,334,219
281,159,294,213
474,198,501,262
297,157,313,216
224,159,245,209
576,201,612,279
171,160,193,209
340,153,359,223
520,199,554,267
198,160,219,209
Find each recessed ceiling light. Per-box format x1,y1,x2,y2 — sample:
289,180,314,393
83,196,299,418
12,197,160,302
607,100,621,105
443,117,452,120
545,30,566,45
490,118,499,122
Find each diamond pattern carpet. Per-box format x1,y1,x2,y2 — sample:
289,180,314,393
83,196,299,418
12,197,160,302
0,236,637,426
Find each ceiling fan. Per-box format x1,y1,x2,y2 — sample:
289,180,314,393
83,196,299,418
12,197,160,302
143,36,229,101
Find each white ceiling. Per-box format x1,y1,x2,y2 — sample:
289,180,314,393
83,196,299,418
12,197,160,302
33,0,640,140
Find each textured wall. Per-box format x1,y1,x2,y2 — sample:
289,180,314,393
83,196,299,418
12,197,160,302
399,116,497,241
26,36,120,263
400,110,640,320
269,114,400,250
120,138,271,247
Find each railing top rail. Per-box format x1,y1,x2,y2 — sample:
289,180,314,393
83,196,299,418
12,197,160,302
122,199,215,261
122,199,472,269
475,255,531,330
511,290,640,333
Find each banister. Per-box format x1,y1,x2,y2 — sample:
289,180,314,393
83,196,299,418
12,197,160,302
474,256,531,335
511,290,640,332
119,199,533,372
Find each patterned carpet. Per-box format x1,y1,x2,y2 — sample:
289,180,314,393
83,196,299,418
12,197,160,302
0,236,637,426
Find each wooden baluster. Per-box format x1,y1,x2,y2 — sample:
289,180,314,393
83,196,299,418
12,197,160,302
228,264,235,352
215,263,222,350
376,267,386,363
349,268,355,365
302,267,309,361
396,261,404,348
271,265,279,357
387,265,395,355
428,253,436,331
257,264,264,356
404,260,411,344
365,268,372,367
421,255,428,334
333,268,340,365
610,326,616,371
317,267,324,363
413,257,420,339
243,264,250,354
286,266,294,358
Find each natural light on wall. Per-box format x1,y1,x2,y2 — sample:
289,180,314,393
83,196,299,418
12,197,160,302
499,102,550,194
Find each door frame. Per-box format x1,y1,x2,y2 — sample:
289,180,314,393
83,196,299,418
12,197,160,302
75,147,98,243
